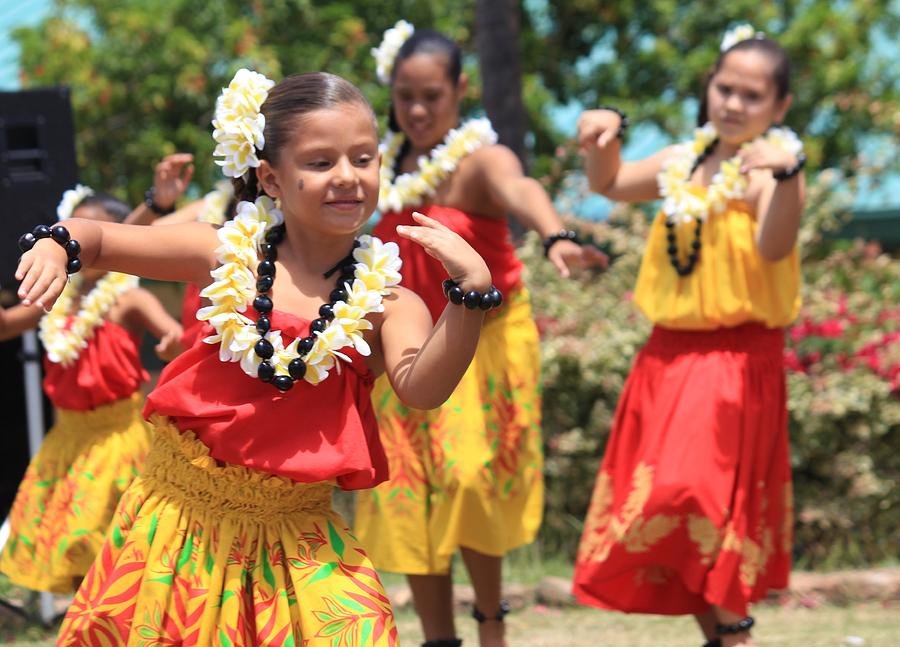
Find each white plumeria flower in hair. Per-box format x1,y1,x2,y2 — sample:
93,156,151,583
57,184,94,221
721,24,763,52
212,68,275,179
372,20,415,85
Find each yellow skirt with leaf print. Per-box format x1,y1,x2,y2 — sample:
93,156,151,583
355,288,544,574
0,392,151,593
57,419,399,647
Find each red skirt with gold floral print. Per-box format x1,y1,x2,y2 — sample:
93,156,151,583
573,323,792,616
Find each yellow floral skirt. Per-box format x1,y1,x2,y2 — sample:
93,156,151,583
57,419,398,647
0,393,151,593
355,288,544,574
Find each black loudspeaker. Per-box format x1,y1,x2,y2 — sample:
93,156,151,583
0,87,77,518
0,86,79,287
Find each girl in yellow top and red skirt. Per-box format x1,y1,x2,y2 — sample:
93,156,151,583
573,26,805,647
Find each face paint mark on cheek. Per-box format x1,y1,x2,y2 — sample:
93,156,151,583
297,179,304,191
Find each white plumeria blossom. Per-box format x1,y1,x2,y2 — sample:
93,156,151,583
39,272,140,366
198,180,234,225
212,68,275,179
198,195,402,387
721,24,763,52
379,118,498,212
372,20,415,85
657,123,803,225
56,184,94,221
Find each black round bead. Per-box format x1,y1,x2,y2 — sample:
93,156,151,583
288,358,306,379
50,225,70,243
66,258,82,274
253,295,273,314
318,303,334,320
670,258,681,268
310,318,328,334
462,290,481,309
340,268,356,284
257,260,276,276
447,285,465,305
442,279,455,297
298,336,316,354
329,288,348,303
64,239,81,258
265,226,285,244
18,233,36,252
32,224,51,239
666,233,676,243
691,240,701,250
490,287,503,307
256,275,274,293
273,375,294,392
479,292,495,310
664,220,674,229
667,245,677,255
688,252,698,264
254,338,274,359
256,316,271,335
262,243,277,260
257,361,275,382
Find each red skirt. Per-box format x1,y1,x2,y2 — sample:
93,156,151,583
572,323,792,616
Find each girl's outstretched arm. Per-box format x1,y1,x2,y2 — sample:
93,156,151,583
117,287,185,362
471,146,607,277
0,304,44,342
15,219,219,311
379,212,491,410
578,108,672,202
123,153,194,226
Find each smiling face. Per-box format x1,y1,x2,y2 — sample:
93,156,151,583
256,102,380,237
391,53,465,151
706,49,791,146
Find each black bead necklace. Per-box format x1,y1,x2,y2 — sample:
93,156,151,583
665,137,718,277
252,224,360,392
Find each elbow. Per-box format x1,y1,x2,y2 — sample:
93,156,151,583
394,389,449,412
756,240,795,263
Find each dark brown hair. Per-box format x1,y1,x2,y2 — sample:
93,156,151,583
232,72,375,202
697,36,791,126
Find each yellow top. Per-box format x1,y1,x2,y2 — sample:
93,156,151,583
634,188,800,330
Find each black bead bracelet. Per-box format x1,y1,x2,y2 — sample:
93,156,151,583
773,153,806,181
596,105,629,140
543,229,581,258
18,224,82,274
442,279,503,311
715,616,755,635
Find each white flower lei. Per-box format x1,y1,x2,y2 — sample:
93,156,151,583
198,180,234,225
378,117,498,213
57,184,94,221
197,195,402,386
657,122,803,225
372,20,415,85
39,272,140,366
212,69,275,179
721,24,765,52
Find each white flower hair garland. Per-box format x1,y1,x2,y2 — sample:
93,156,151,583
212,68,275,179
197,195,402,386
721,24,765,52
39,272,140,366
372,20,415,85
57,184,94,221
378,117,498,213
658,123,804,225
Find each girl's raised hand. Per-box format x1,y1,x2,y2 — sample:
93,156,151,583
547,239,609,278
738,140,800,176
578,109,624,150
15,239,69,310
397,212,492,291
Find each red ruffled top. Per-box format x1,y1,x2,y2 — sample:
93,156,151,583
43,321,149,411
143,309,387,490
180,282,204,348
374,205,523,322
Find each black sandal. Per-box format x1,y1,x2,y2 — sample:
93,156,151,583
715,616,755,636
471,599,510,623
422,640,462,647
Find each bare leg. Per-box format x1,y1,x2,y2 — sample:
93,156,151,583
408,573,457,642
460,547,507,647
694,608,718,643
713,606,754,647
